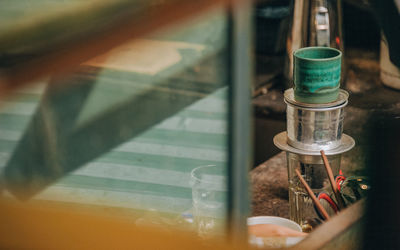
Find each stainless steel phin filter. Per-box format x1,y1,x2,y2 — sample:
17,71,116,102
273,46,355,229
273,90,354,228
285,88,348,151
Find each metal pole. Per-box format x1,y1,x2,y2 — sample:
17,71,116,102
227,0,253,243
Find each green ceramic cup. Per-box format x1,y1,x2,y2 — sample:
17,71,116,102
293,47,342,104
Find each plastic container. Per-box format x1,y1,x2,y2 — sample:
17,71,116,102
190,165,226,238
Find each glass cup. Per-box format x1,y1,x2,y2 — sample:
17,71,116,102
190,165,227,238
286,152,341,231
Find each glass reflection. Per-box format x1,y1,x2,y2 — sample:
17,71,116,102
0,6,229,237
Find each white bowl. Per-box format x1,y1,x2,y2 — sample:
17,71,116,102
247,216,304,248
247,216,302,232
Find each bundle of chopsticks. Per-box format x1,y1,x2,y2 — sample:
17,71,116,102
295,150,347,221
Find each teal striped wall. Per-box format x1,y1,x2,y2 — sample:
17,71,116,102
0,83,228,217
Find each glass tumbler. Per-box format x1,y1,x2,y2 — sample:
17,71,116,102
286,152,341,231
190,165,227,238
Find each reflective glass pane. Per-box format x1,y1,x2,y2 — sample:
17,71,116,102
0,4,230,238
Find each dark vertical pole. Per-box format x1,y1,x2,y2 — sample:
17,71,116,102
227,0,253,242
364,115,400,250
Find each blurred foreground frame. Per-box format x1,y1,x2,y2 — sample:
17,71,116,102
0,0,230,199
0,0,232,199
0,0,228,96
0,0,385,249
0,194,365,249
0,0,253,243
3,50,227,199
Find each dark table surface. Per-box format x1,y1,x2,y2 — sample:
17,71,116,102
250,151,289,218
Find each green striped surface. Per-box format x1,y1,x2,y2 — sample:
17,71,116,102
0,3,229,224
0,83,228,216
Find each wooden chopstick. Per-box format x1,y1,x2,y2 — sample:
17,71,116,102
320,150,346,210
295,169,330,221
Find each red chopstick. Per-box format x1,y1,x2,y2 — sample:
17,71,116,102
295,169,330,220
320,150,346,210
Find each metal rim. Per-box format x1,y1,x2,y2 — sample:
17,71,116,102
273,131,355,156
190,165,224,184
287,137,342,151
284,88,349,110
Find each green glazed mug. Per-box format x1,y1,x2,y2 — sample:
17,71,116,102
293,47,342,104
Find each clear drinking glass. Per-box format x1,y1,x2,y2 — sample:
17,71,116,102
286,152,341,231
190,165,227,238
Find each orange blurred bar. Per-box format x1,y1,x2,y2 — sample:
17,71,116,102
0,198,252,249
